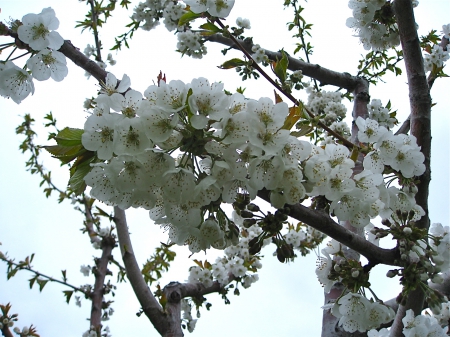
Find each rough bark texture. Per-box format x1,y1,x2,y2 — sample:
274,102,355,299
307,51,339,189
390,1,432,335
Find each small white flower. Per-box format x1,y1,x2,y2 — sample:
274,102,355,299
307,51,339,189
0,61,35,104
236,17,251,29
26,49,68,82
18,7,64,51
80,265,90,277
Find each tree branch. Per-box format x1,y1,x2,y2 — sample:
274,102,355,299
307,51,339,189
395,36,448,136
89,235,115,329
204,33,363,91
390,0,433,334
257,190,398,266
0,327,13,337
113,207,168,336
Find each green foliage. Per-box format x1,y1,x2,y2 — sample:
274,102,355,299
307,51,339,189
44,127,96,195
272,50,289,84
218,58,247,69
178,10,202,27
199,22,223,36
357,49,403,84
141,243,177,285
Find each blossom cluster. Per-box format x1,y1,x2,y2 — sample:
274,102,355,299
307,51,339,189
81,72,428,255
177,30,207,59
180,299,197,333
184,0,235,18
0,8,67,104
306,87,348,127
423,44,450,73
329,292,395,333
346,0,401,51
188,223,265,288
401,309,448,337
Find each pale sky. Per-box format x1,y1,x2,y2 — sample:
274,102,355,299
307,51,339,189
0,1,448,336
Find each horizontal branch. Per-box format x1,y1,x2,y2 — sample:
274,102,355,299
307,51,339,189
257,190,399,266
205,33,363,91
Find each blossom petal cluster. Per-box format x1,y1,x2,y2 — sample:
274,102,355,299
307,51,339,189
184,0,235,18
330,293,395,333
0,8,67,104
346,0,400,51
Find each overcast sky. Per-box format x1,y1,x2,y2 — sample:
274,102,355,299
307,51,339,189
0,1,449,336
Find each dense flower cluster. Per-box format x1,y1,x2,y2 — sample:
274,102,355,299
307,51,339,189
81,73,429,256
177,31,207,59
180,299,197,333
423,44,450,73
188,223,265,287
402,309,447,337
306,87,348,127
251,44,269,64
346,0,401,51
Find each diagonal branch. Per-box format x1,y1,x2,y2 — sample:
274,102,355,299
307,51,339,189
113,207,168,336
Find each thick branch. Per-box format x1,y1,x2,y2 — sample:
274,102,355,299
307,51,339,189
205,34,363,91
390,1,432,334
113,207,168,336
257,190,398,266
0,326,13,337
58,40,107,83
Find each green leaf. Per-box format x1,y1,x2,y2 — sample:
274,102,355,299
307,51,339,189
63,290,73,304
44,144,87,164
69,156,95,195
94,206,112,219
54,128,84,147
178,10,201,26
272,50,289,83
36,278,48,292
218,58,246,69
199,22,222,36
29,275,37,289
291,125,314,137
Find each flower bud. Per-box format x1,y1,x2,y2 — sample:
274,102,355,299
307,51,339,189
403,227,412,235
432,274,444,284
351,269,359,278
246,203,260,212
243,218,256,228
240,210,254,218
